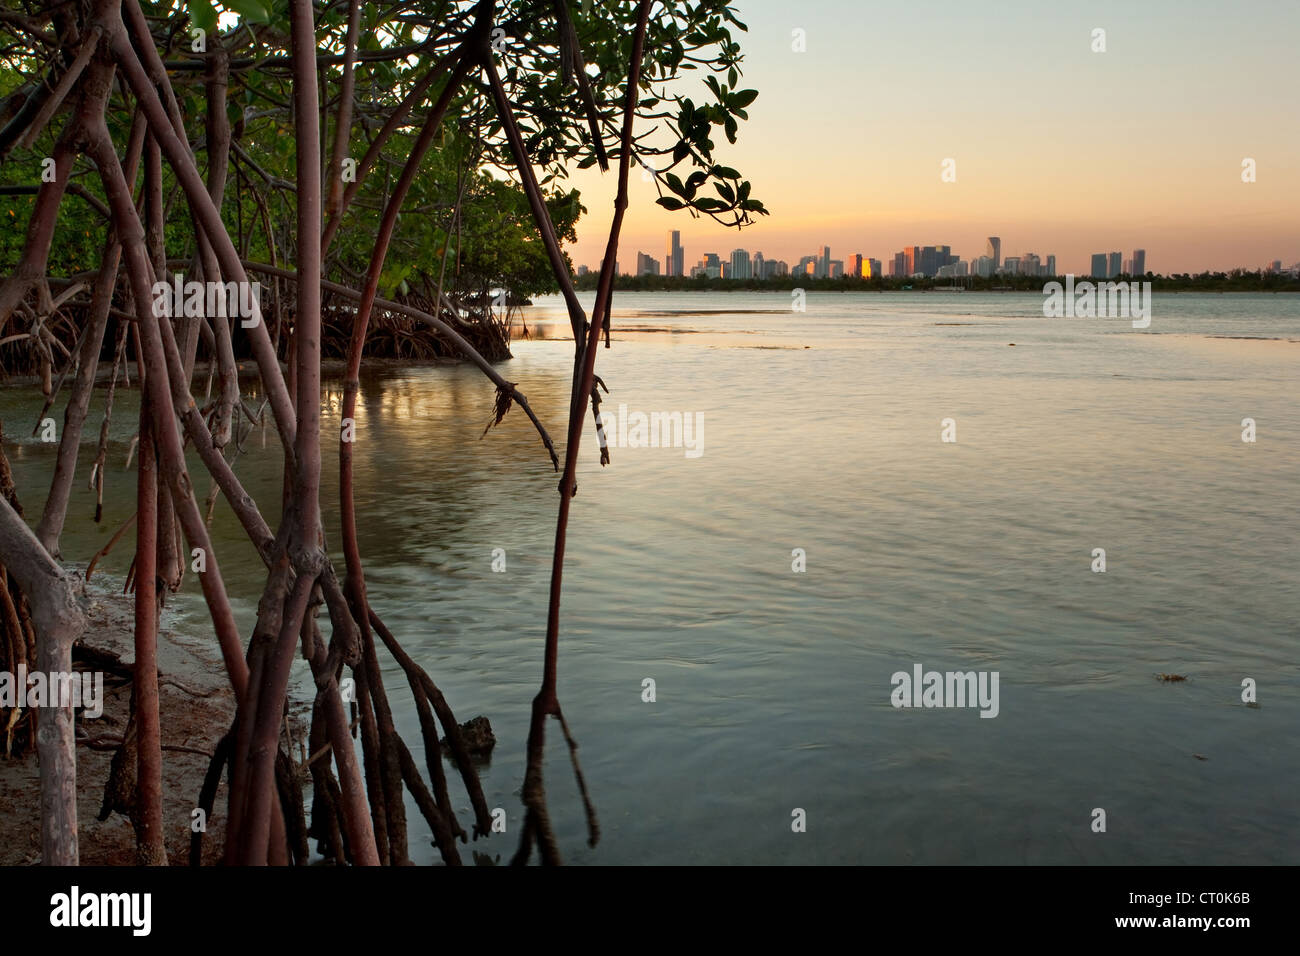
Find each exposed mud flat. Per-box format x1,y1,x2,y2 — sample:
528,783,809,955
0,570,235,865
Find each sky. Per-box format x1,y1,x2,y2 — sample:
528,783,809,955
563,0,1300,275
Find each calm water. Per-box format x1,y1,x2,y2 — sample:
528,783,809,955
5,291,1298,864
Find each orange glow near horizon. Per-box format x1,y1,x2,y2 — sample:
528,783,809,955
561,0,1300,276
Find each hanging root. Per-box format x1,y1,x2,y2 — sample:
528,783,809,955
85,510,137,581
509,700,600,866
591,376,610,466
482,382,514,436
557,707,599,847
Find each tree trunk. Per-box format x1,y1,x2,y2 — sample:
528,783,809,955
133,388,166,864
0,500,86,864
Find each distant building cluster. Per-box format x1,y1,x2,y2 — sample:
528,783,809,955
618,234,886,281
1088,248,1146,278
619,237,1060,281
581,239,1300,282
632,237,1059,281
567,234,1300,282
885,238,1058,279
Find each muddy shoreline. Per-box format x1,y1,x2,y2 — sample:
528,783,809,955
0,568,236,865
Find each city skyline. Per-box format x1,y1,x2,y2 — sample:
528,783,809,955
562,0,1300,274
603,233,1300,280
589,233,1296,280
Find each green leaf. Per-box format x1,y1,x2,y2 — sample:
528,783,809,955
223,0,271,24
656,197,685,210
189,0,218,33
732,89,758,109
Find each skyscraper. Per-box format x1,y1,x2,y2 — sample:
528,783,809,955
986,237,1001,272
1131,249,1146,276
1108,252,1122,278
729,248,752,279
636,252,660,276
919,246,938,277
1046,255,1056,277
1090,254,1108,278
820,245,831,279
903,246,920,276
666,230,684,277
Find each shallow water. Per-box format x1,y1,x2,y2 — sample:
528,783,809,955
5,290,1297,864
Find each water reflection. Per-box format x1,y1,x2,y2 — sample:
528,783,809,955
2,292,1298,865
